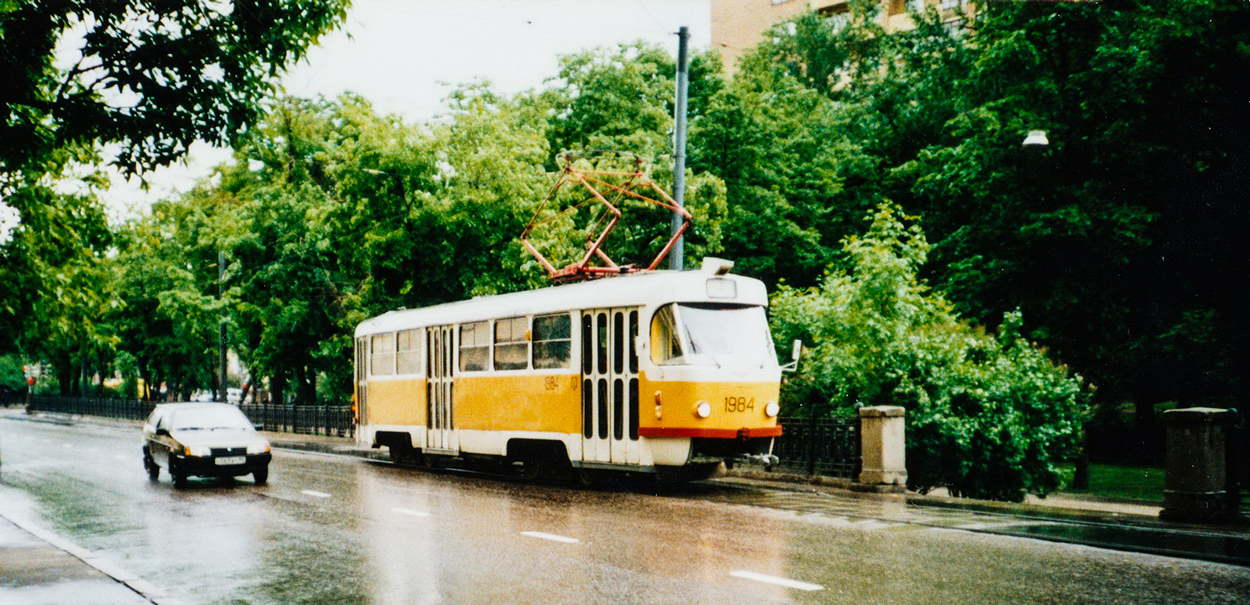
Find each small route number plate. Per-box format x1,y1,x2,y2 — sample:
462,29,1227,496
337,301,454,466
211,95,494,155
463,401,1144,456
215,456,246,466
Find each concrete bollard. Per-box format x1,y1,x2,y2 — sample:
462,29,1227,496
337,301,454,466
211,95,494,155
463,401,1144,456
858,406,907,486
1160,407,1237,521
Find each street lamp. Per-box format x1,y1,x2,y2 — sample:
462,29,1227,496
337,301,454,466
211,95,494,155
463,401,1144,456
1023,130,1049,147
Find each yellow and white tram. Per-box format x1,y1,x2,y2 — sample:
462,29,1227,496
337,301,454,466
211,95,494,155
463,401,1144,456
352,258,782,480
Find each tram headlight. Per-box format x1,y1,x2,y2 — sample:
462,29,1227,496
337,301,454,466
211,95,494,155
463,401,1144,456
694,401,712,419
765,400,780,418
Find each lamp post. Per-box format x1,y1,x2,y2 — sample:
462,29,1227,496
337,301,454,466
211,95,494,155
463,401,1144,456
670,26,690,271
1023,128,1086,488
219,249,228,402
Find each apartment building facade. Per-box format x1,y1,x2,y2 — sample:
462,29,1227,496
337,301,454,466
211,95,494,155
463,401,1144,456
712,0,971,74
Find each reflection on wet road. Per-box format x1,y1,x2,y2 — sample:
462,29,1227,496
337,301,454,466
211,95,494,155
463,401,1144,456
683,484,1250,566
2,417,1248,604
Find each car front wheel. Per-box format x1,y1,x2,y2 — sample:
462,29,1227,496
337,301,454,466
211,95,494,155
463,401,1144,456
143,452,159,481
253,465,268,486
171,460,188,488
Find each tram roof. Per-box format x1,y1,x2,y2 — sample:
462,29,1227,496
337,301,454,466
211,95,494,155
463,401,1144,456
354,269,768,337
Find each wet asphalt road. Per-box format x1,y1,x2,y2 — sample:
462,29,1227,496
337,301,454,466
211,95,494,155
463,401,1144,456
1,417,1248,604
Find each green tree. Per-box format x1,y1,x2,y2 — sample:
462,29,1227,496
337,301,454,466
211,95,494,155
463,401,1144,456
772,205,1089,501
0,0,348,187
759,0,1250,422
110,199,224,400
691,47,867,287
2,181,118,394
529,44,729,268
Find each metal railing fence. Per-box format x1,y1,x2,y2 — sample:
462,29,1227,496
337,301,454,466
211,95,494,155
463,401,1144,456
28,395,155,421
239,403,354,438
772,415,860,479
27,395,353,439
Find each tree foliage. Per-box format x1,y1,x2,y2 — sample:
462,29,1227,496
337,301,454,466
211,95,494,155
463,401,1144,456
772,205,1089,501
92,40,731,403
0,0,348,186
758,0,1250,419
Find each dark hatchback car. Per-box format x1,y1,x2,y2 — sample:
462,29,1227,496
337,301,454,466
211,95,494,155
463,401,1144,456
142,403,272,487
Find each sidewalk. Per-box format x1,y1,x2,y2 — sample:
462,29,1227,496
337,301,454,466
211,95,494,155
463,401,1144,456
0,512,174,605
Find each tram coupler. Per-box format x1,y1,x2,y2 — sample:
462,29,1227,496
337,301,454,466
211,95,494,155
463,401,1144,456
727,454,779,469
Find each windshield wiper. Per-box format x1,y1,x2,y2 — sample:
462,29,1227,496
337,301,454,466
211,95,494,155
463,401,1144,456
684,331,722,368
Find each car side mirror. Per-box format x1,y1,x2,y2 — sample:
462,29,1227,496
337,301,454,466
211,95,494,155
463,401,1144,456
155,428,170,437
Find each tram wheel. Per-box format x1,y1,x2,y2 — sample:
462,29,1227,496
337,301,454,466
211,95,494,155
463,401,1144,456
520,455,544,480
576,468,600,488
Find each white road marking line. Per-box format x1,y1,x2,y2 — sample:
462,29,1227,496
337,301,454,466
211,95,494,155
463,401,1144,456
521,531,579,544
730,571,823,592
300,490,332,499
391,507,430,517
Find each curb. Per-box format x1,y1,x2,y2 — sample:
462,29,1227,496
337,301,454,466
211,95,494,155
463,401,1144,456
0,510,183,605
726,466,907,494
265,438,390,461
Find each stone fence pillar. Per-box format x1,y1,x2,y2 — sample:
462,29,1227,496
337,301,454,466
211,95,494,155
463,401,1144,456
858,406,907,486
1160,407,1237,521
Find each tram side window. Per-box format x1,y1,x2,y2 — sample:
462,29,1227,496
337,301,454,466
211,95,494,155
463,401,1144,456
494,317,529,371
650,305,682,365
397,329,423,375
371,333,395,376
533,313,571,369
459,321,490,372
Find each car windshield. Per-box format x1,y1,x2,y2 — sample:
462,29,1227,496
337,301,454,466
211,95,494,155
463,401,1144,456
171,406,255,431
650,303,776,367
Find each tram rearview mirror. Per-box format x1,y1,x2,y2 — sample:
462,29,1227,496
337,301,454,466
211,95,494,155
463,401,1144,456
791,340,803,362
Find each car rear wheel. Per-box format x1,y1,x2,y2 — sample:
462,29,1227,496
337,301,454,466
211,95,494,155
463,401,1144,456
253,465,268,485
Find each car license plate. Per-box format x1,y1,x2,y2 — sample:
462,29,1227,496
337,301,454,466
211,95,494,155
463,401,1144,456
215,456,246,466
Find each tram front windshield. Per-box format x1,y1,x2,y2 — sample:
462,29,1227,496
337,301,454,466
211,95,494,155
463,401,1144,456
651,303,776,367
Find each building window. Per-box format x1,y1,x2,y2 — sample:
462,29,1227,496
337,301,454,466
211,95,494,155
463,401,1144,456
533,313,571,369
907,0,925,13
494,317,529,371
459,321,489,372
371,333,395,376
397,329,423,375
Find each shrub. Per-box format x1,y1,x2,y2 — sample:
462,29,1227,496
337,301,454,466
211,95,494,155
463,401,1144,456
771,204,1090,501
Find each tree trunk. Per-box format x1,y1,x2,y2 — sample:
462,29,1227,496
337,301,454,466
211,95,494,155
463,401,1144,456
296,366,316,405
270,372,285,406
57,363,73,396
138,359,151,401
1072,430,1090,490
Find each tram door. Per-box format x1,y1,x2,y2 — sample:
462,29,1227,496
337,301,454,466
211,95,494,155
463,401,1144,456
426,325,457,453
581,308,641,465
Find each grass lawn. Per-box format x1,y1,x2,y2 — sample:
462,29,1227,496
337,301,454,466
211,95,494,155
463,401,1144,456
1058,463,1165,502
